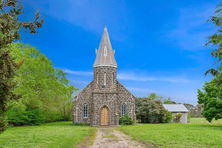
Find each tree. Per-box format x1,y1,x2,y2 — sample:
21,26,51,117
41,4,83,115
0,0,44,133
204,2,222,76
148,93,174,104
10,42,65,109
163,97,173,104
148,93,163,101
59,85,78,121
183,103,195,111
135,97,169,123
6,42,77,124
197,77,222,122
197,2,222,122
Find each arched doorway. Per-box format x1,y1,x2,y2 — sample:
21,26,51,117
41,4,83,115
101,107,109,125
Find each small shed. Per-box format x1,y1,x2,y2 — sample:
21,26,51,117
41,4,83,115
163,104,189,123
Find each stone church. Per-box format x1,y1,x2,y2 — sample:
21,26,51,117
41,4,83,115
73,26,136,126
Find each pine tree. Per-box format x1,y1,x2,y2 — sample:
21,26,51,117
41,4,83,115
0,0,44,133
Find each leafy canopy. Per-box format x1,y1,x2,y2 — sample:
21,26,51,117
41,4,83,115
135,97,172,123
0,0,43,133
197,2,222,122
6,42,77,125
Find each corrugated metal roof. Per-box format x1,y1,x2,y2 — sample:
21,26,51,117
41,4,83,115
163,104,189,112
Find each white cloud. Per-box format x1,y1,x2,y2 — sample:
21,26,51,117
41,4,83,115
24,0,131,41
69,80,89,84
64,70,93,76
65,69,191,83
118,71,191,83
127,87,160,93
127,86,198,105
159,3,218,50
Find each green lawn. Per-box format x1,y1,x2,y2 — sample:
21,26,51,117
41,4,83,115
0,121,96,148
118,123,222,148
190,118,222,124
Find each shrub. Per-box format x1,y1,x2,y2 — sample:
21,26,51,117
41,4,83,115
6,108,44,126
164,111,174,123
187,112,192,119
136,97,168,123
74,122,90,126
42,110,63,123
174,113,183,123
119,113,134,125
7,108,29,126
25,109,45,125
0,115,7,133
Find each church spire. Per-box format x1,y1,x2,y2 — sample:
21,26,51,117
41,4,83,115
93,26,117,68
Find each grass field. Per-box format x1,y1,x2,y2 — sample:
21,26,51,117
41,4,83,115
0,121,96,148
118,123,222,148
190,118,222,124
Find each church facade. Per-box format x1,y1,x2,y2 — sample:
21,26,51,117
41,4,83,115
73,26,136,126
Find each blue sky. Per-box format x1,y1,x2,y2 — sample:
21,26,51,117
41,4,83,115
19,0,220,105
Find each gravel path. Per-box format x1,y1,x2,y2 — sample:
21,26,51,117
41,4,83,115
90,126,146,148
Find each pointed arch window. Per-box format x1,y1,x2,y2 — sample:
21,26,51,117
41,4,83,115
96,73,98,83
84,104,88,118
104,73,106,85
122,104,126,116
104,46,107,56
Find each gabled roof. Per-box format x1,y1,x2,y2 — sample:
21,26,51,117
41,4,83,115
163,104,189,112
93,25,117,68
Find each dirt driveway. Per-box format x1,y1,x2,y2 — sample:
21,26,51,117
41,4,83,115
90,126,147,148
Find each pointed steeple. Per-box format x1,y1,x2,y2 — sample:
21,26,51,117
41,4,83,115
93,26,117,68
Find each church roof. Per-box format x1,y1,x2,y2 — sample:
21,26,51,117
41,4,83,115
93,26,117,68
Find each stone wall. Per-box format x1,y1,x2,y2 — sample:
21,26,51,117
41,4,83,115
116,81,136,124
93,66,117,92
73,81,93,124
91,93,118,126
74,66,136,126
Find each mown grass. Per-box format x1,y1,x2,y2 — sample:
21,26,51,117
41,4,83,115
117,123,222,148
0,121,96,148
190,118,222,124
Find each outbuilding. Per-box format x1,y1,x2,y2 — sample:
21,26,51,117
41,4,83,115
163,104,189,123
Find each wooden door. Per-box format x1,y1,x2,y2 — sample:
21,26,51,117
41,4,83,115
101,107,109,125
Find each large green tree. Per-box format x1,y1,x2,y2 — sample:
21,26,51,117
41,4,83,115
204,2,222,76
135,97,172,123
6,42,77,125
0,0,44,133
197,2,222,122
